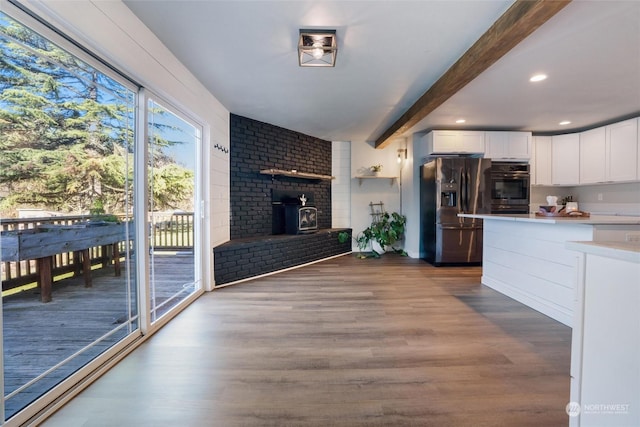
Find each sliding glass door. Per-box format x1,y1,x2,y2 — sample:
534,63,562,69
0,10,139,419
145,97,202,323
0,8,204,424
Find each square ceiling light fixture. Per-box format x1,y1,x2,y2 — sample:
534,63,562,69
298,29,337,67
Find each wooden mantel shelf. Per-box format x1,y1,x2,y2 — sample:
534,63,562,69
260,169,335,181
355,176,398,186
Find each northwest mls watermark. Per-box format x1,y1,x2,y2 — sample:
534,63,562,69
566,402,630,417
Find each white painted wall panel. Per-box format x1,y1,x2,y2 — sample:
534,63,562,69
481,218,640,326
483,229,584,266
483,245,574,290
481,220,593,326
483,261,574,314
332,141,351,229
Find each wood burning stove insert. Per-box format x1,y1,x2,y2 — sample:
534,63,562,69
272,189,318,235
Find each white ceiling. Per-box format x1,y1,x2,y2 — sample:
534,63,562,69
123,0,640,143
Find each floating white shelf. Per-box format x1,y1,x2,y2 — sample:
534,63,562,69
260,169,334,181
355,176,398,186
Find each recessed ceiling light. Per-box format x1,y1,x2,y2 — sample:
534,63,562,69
455,119,466,124
559,120,571,125
530,74,547,82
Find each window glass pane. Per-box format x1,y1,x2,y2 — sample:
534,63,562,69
0,12,138,420
147,98,199,322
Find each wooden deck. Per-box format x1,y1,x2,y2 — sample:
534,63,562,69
2,252,195,418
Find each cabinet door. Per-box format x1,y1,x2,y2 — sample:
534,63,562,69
552,133,580,185
431,130,484,154
484,132,531,160
506,132,531,159
606,118,638,182
579,127,606,184
533,136,552,185
484,131,507,159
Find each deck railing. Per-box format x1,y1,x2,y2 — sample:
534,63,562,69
1,212,194,292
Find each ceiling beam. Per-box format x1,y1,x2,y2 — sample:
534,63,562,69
374,0,572,149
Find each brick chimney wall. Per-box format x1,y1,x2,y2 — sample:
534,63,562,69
229,114,332,239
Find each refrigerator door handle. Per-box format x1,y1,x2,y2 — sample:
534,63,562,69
461,169,466,212
460,169,466,213
461,168,469,212
466,169,471,212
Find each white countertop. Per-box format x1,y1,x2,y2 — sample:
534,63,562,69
566,240,640,264
458,213,640,225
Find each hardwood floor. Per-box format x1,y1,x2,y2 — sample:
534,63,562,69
41,254,571,426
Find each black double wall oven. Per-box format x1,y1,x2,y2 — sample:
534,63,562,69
489,162,530,214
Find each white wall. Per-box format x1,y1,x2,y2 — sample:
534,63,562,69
340,135,426,258
403,133,430,258
329,133,431,258
349,140,404,252
332,141,351,228
20,0,231,288
530,186,571,213
533,183,640,215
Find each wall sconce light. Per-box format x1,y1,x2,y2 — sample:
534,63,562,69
298,29,337,67
397,148,407,164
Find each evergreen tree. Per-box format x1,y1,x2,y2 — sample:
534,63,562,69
0,13,194,218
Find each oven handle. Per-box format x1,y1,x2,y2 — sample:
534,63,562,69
490,173,530,178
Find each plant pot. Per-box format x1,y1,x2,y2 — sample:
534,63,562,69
371,241,385,254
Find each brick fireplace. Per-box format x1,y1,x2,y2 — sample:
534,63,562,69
213,114,351,285
228,114,331,239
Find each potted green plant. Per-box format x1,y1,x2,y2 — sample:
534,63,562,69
370,164,383,176
338,212,407,258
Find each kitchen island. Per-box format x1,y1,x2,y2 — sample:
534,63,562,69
459,213,640,326
566,240,639,427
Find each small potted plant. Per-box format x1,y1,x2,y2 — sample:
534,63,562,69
371,164,383,176
338,212,408,258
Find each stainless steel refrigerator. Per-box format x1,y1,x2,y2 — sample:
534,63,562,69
420,157,491,265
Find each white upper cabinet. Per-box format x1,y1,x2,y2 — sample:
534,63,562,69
423,130,485,154
578,119,638,184
552,133,580,185
418,118,638,186
579,126,606,184
484,131,531,160
605,118,638,182
532,136,552,185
